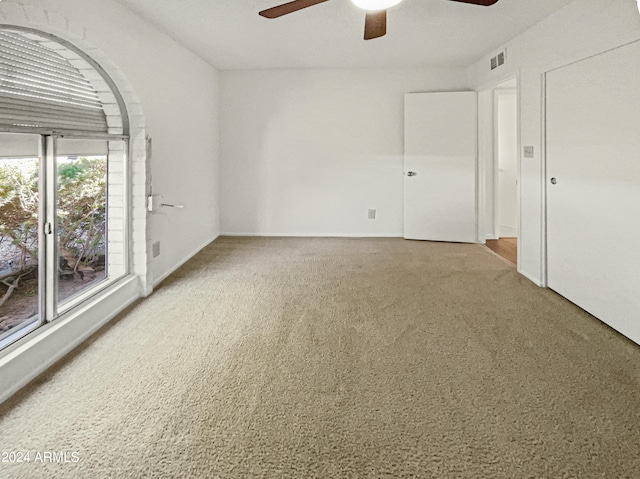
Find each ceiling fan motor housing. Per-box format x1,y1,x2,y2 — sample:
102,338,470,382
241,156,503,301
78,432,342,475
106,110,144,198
350,0,403,11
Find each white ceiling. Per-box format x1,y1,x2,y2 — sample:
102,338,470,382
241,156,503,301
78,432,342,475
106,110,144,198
114,0,575,70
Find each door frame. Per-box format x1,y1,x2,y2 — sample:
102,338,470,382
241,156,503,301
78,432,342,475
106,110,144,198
477,76,522,265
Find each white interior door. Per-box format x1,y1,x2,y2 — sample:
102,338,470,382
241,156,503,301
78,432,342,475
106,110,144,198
404,92,477,242
546,40,640,344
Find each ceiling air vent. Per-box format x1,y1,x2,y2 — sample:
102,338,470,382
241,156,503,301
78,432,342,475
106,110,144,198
490,50,506,71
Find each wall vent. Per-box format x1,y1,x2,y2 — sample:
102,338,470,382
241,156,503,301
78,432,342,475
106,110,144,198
490,50,506,71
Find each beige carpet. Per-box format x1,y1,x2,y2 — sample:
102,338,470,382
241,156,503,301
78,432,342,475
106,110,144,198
1,237,639,478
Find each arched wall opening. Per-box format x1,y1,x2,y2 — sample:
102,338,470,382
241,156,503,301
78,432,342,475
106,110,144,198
0,14,149,402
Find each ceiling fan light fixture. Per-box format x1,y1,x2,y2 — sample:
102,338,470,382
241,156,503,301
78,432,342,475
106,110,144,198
350,0,403,12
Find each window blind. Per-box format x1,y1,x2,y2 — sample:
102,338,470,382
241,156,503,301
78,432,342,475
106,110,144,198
0,30,108,133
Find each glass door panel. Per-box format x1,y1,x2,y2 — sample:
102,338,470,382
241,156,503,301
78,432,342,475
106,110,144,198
56,138,126,308
0,133,41,343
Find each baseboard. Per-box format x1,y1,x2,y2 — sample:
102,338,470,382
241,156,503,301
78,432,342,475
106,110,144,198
152,234,219,288
221,232,403,238
485,234,498,241
0,276,141,405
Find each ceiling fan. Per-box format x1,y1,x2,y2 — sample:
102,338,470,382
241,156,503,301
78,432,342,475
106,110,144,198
259,0,499,40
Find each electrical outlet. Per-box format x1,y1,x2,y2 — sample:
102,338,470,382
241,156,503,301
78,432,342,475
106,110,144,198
368,209,376,220
152,241,160,258
147,194,162,212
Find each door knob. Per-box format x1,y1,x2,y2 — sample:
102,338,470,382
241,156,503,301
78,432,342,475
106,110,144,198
406,171,417,177
550,177,557,185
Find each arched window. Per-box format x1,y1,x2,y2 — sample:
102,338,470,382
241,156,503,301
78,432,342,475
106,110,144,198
0,27,130,349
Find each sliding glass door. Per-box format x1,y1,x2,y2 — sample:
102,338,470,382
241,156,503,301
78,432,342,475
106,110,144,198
0,134,127,348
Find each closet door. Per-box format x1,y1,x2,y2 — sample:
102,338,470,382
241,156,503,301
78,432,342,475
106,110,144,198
546,40,640,344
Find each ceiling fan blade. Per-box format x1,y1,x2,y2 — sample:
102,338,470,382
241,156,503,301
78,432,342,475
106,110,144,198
259,0,330,18
448,0,499,5
364,10,387,40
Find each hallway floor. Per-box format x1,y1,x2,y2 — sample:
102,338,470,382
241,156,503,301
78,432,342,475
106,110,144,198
486,237,517,265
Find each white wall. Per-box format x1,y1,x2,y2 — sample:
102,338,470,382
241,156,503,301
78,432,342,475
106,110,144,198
1,0,221,286
220,68,468,237
468,0,640,285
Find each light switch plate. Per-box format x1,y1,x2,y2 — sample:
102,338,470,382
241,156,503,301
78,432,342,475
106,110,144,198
523,146,534,158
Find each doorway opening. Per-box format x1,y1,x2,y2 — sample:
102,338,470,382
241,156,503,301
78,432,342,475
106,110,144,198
485,78,518,265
